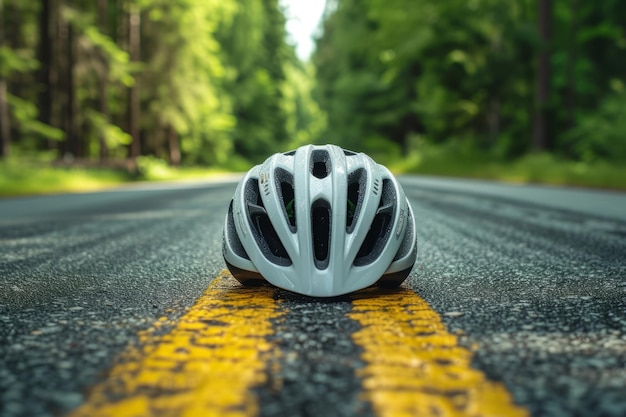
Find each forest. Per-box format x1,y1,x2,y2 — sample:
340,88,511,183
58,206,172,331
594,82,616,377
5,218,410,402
0,0,324,169
0,0,625,190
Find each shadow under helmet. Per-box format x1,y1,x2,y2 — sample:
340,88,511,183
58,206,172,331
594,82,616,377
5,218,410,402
222,144,417,297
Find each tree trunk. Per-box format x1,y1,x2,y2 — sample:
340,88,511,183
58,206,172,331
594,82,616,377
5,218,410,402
66,22,79,158
167,125,181,166
0,0,11,158
51,1,64,154
0,79,9,158
489,30,503,145
98,0,109,161
40,0,61,151
566,0,579,130
488,96,501,143
116,0,128,48
128,2,141,159
37,0,52,127
533,0,552,151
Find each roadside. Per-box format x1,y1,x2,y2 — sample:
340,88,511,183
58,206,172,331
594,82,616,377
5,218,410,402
2,151,626,198
390,150,626,191
0,156,237,198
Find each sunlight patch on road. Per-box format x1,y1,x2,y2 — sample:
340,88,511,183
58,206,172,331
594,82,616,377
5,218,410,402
70,270,283,417
349,287,529,417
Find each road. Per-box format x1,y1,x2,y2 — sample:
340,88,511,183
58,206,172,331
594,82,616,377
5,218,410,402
0,176,625,417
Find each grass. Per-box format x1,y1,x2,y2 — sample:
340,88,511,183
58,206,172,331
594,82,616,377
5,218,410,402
390,145,626,190
0,157,233,198
0,159,129,197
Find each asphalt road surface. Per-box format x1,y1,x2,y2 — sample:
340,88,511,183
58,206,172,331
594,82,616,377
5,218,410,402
1,176,625,417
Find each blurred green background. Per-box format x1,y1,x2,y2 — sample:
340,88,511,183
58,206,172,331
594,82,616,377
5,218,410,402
0,0,625,196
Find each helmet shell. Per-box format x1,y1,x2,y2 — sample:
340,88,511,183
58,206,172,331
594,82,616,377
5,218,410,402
223,144,417,297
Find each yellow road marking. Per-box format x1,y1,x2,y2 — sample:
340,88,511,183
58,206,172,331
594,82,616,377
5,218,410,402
70,270,283,417
349,287,529,417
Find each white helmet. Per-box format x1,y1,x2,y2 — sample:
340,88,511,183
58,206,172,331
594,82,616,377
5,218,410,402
222,144,417,297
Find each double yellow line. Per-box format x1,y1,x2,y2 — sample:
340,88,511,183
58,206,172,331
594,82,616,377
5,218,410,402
70,270,527,417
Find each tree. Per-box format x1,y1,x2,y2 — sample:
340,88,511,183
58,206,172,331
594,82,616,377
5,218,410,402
0,0,10,157
218,0,291,162
533,0,552,151
36,0,53,150
138,0,237,165
127,0,140,159
64,19,79,157
565,0,579,129
314,0,559,158
97,0,109,160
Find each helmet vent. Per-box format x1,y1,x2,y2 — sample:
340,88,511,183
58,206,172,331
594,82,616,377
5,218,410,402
244,178,292,266
354,179,396,266
283,150,296,156
311,149,332,179
275,167,296,232
346,168,367,233
343,149,357,156
311,199,331,269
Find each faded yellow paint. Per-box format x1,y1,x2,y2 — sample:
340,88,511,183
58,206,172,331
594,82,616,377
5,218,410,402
349,288,528,417
70,270,282,417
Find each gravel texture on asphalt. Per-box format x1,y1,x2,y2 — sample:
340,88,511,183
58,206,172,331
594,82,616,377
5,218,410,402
404,182,626,417
0,183,234,416
1,177,625,417
258,292,371,417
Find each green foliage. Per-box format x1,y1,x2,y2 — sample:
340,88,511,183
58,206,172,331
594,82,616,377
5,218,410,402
282,61,327,149
0,158,130,197
314,0,626,167
0,46,38,76
0,154,239,196
2,0,625,193
217,0,292,162
7,94,65,144
86,110,132,153
135,155,173,180
64,8,134,87
2,0,315,168
394,139,626,190
562,89,626,162
140,0,237,165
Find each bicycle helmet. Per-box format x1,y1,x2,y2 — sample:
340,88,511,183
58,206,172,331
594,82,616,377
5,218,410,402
222,144,417,297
